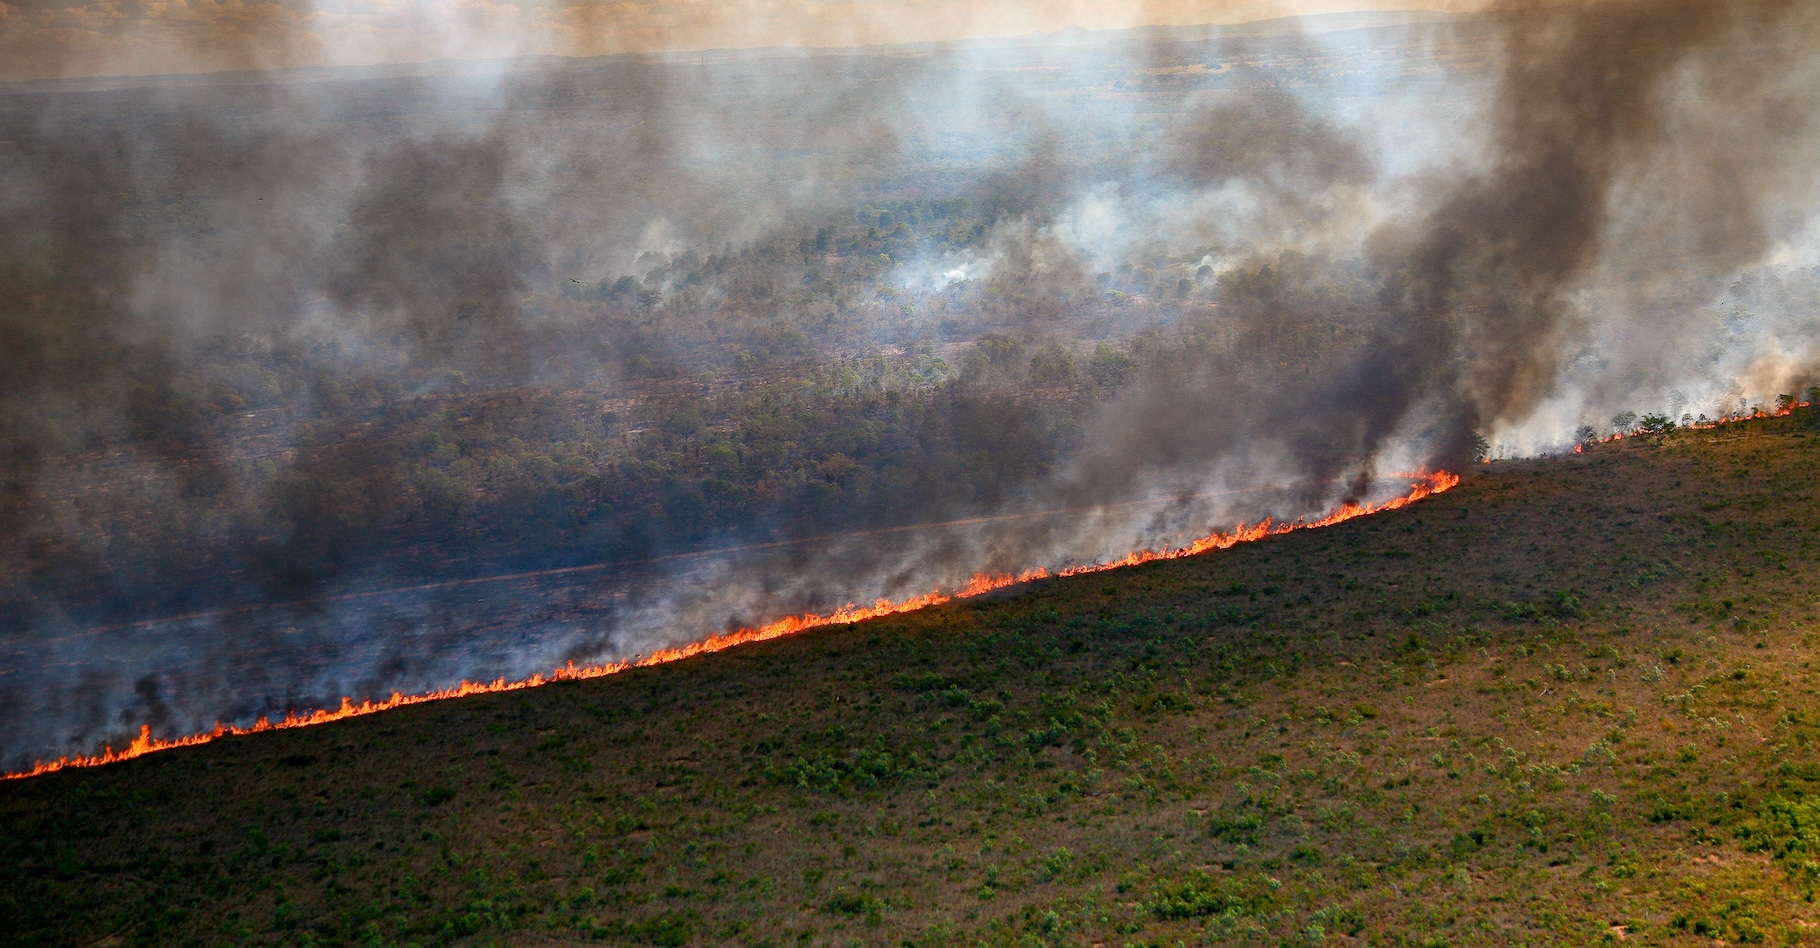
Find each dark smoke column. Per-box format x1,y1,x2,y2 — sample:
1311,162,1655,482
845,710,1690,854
1368,0,1817,465
1071,0,1820,515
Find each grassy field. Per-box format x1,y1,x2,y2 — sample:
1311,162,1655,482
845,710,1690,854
9,414,1820,947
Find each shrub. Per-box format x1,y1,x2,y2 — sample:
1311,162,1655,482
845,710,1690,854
1143,872,1276,920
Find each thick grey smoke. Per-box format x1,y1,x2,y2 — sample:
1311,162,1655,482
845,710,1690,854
1064,0,1820,500
3,3,1819,768
1387,0,1819,450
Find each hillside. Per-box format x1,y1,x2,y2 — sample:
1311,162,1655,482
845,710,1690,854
8,414,1820,947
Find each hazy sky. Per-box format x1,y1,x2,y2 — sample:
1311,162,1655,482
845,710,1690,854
0,0,1526,82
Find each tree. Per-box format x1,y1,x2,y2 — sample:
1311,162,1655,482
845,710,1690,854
1085,343,1135,388
1611,411,1638,435
1574,425,1598,447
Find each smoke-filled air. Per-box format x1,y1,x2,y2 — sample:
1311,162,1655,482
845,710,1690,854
2,0,1818,771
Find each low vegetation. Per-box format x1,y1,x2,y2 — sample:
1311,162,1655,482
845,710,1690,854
9,413,1820,946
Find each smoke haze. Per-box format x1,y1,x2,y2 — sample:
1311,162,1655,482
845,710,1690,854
0,1,1539,82
3,1,1819,768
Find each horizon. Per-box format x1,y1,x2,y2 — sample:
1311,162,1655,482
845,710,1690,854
0,1,1535,84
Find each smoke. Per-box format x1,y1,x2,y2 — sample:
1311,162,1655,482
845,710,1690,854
1065,0,1820,495
1396,1,1817,444
4,2,1820,768
0,1,1477,83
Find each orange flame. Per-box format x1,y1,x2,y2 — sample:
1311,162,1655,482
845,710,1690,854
3,471,1459,781
1588,401,1809,446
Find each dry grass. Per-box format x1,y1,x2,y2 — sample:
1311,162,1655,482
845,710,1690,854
10,414,1820,947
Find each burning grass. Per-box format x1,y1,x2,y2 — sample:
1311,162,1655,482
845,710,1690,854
3,472,1458,781
7,414,1820,946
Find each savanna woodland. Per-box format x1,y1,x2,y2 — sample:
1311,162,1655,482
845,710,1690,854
7,1,1820,945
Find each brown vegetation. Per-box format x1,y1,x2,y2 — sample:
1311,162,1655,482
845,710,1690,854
9,413,1820,945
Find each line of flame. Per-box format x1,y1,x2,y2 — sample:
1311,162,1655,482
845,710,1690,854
1571,401,1808,454
3,471,1459,781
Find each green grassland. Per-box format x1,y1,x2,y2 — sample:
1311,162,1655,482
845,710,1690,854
10,414,1820,947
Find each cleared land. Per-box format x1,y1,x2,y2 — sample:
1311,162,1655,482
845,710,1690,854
8,415,1820,946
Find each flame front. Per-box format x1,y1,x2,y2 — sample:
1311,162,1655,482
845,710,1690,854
3,470,1459,780
1593,402,1808,447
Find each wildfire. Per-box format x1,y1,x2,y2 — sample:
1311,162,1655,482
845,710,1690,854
3,470,1458,781
1582,401,1809,450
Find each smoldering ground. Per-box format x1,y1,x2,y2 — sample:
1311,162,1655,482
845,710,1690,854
4,3,1820,768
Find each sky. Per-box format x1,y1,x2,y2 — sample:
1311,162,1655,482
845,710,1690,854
0,0,1531,82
